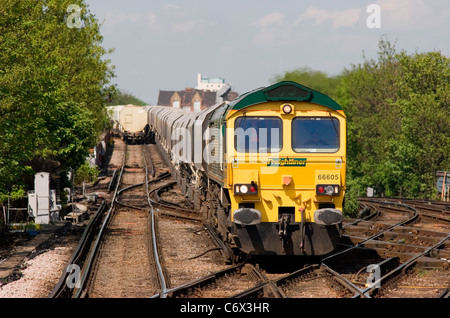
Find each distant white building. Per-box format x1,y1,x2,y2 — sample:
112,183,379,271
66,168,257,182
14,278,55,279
157,74,238,113
196,73,226,92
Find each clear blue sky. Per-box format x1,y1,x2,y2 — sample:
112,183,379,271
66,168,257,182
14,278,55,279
85,0,450,105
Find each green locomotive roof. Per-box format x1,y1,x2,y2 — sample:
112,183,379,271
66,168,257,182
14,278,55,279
227,81,342,112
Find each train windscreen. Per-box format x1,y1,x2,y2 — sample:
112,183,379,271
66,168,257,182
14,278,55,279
292,117,340,153
234,117,282,153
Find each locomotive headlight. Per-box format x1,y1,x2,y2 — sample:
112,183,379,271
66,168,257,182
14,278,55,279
240,185,248,194
281,104,293,114
234,183,258,195
324,185,334,195
316,184,340,196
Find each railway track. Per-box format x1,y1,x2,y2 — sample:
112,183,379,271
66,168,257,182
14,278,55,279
48,139,129,298
155,198,449,299
49,140,235,298
50,142,165,297
50,138,449,299
322,199,450,298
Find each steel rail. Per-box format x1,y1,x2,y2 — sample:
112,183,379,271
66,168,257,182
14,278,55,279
438,287,450,298
322,264,368,298
72,144,128,298
321,200,420,298
151,263,246,298
47,201,107,298
148,181,202,221
113,171,171,211
343,202,380,229
143,145,169,298
49,143,127,298
203,223,234,264
325,200,419,262
107,169,118,193
361,233,450,297
231,264,286,298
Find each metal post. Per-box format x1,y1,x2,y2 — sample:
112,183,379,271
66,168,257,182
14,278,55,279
2,206,6,227
441,172,446,201
445,184,450,202
6,206,9,226
72,167,75,206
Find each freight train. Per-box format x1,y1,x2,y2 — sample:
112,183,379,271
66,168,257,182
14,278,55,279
129,81,347,260
107,104,153,144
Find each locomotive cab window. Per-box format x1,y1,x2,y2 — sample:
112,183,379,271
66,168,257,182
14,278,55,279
234,117,282,153
292,117,340,153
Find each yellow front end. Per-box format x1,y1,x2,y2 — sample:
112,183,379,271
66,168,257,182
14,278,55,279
225,101,346,256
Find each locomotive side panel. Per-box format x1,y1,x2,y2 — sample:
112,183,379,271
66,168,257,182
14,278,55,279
205,103,229,184
193,103,224,172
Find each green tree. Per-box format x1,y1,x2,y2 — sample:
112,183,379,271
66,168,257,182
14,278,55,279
394,51,450,197
337,37,450,200
107,88,148,106
271,67,340,99
0,0,115,202
337,39,402,194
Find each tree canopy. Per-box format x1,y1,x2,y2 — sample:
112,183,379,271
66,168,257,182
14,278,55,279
0,0,115,202
338,38,449,203
107,88,148,106
271,66,340,99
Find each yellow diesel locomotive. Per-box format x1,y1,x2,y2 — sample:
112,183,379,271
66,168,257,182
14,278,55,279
149,81,346,259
